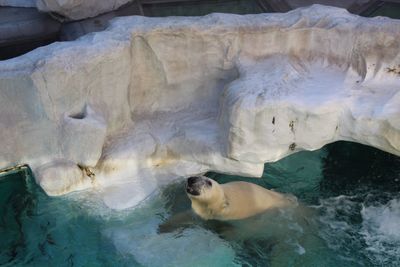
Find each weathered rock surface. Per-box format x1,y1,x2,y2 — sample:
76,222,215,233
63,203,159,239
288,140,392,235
35,160,90,196
36,0,132,20
0,0,35,7
61,104,107,167
0,5,399,207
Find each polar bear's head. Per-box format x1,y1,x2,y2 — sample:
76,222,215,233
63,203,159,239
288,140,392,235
186,176,226,220
186,176,218,198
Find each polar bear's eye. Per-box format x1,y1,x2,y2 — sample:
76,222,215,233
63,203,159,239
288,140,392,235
206,180,212,187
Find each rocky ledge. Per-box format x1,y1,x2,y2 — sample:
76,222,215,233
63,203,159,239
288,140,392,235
0,5,399,209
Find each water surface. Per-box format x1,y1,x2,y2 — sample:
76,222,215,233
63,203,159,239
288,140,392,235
1,141,399,266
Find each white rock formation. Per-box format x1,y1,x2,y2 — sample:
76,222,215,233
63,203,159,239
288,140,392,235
36,0,132,20
0,5,399,208
61,104,107,167
0,0,36,7
221,55,400,163
35,159,91,196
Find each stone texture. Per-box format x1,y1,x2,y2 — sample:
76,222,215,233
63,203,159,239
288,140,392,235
221,55,400,163
0,5,399,208
59,1,143,41
36,0,132,20
0,0,35,7
286,0,366,9
35,160,91,196
61,104,107,167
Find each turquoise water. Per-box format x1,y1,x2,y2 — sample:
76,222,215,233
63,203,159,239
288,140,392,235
1,141,400,266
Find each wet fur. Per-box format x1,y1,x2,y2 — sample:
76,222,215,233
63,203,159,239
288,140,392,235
187,176,297,221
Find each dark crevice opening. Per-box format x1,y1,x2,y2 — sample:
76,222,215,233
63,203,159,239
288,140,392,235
0,35,60,61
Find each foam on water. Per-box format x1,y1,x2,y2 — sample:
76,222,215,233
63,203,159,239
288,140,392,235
100,189,238,267
315,195,367,266
361,197,400,265
107,226,237,267
314,192,400,267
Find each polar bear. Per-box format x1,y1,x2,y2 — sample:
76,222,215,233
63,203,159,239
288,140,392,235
186,176,297,220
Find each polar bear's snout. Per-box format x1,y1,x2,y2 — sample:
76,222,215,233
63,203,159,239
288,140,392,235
186,176,212,196
187,176,200,186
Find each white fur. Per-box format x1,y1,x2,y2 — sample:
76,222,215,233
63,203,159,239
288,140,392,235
187,176,297,220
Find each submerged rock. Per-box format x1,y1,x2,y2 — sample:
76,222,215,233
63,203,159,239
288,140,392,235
0,5,399,208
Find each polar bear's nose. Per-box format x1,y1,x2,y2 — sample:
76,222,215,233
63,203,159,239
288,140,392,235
187,176,200,186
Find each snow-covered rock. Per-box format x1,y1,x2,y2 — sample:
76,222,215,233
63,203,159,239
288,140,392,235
35,159,91,196
0,5,399,208
36,0,132,20
61,104,107,167
221,55,400,163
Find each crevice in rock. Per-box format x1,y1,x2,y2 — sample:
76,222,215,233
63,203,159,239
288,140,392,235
0,7,61,60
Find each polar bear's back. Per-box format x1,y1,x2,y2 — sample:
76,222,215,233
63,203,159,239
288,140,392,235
220,181,295,220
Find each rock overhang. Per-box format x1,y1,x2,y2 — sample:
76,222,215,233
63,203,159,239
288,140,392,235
0,5,399,208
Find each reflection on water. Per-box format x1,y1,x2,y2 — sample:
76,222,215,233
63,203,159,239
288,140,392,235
1,141,399,266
